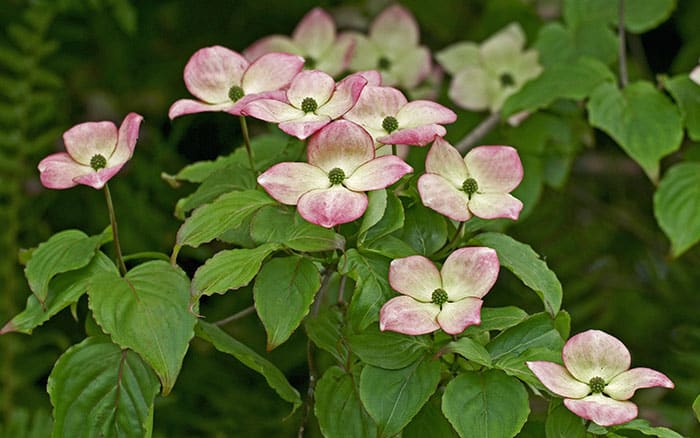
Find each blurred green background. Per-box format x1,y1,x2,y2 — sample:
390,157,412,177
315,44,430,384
1,0,699,436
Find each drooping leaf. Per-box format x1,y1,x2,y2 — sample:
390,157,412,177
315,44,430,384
612,419,684,438
443,337,492,367
195,321,301,412
623,0,676,33
339,249,393,331
359,189,388,237
654,162,700,257
250,206,345,252
471,306,529,332
403,394,458,438
47,337,159,438
363,190,405,243
664,75,700,141
469,232,562,316
401,203,447,256
545,399,587,438
88,261,196,395
254,256,321,350
359,358,441,438
305,306,348,364
487,313,564,362
587,81,683,181
315,366,376,438
361,235,418,259
348,324,431,370
442,370,530,438
191,243,281,299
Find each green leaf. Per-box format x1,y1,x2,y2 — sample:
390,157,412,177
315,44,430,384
254,256,321,350
250,206,345,252
191,243,281,299
563,0,618,65
315,366,377,438
473,306,529,332
195,321,301,412
487,313,563,362
545,399,587,438
361,190,405,243
443,337,492,367
469,232,562,316
401,203,447,256
24,229,103,304
403,394,458,438
612,419,684,438
88,261,196,395
2,252,116,335
305,306,348,364
348,324,431,369
361,235,418,259
654,162,700,257
360,358,441,438
623,0,676,33
176,190,275,248
172,153,240,183
47,337,159,438
442,370,529,438
502,57,614,117
359,189,388,237
495,346,563,387
693,394,700,423
339,249,393,331
664,75,700,141
587,81,683,181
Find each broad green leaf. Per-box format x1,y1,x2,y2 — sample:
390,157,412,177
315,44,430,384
563,0,618,65
305,306,348,364
348,324,431,370
487,313,563,362
176,190,275,248
48,337,159,438
363,190,405,243
654,162,700,257
88,261,196,395
195,321,301,412
191,243,281,298
442,370,529,438
315,366,376,438
172,152,240,183
360,358,441,438
443,337,492,367
250,206,345,252
612,419,684,438
361,235,418,259
401,203,447,256
339,249,393,331
623,0,676,33
359,189,388,237
545,399,587,438
2,252,116,335
403,394,458,438
502,57,614,117
664,75,700,141
472,306,529,332
24,229,103,304
587,81,683,181
254,256,321,350
495,346,563,387
469,232,562,316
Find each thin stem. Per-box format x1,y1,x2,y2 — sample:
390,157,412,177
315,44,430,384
103,183,127,276
434,221,466,260
239,116,256,173
391,144,397,156
214,305,256,326
618,0,628,88
337,275,347,306
122,251,170,262
456,112,500,154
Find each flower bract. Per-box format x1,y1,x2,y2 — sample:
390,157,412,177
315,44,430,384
38,112,143,190
379,247,499,335
257,120,412,228
527,330,674,427
418,138,523,221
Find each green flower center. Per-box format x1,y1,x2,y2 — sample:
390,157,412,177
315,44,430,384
462,178,478,198
228,85,245,102
382,116,399,134
431,288,448,306
90,154,107,170
589,376,606,394
499,72,515,87
301,97,318,113
328,167,345,185
378,56,392,70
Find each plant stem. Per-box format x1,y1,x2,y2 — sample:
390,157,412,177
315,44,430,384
391,144,397,156
239,116,256,173
122,251,171,262
456,112,500,154
103,183,127,276
618,0,628,88
214,305,256,326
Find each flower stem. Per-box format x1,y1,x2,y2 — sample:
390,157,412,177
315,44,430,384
456,112,501,154
392,144,397,156
618,0,628,88
239,116,256,173
103,183,127,276
214,305,256,326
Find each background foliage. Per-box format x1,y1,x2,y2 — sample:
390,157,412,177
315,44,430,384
1,0,699,436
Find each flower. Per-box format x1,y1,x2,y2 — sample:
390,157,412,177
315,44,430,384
436,23,542,112
241,70,367,140
527,330,674,427
168,46,304,119
243,7,354,78
418,138,523,221
379,247,499,335
347,5,431,89
343,84,456,148
38,113,143,190
257,120,412,228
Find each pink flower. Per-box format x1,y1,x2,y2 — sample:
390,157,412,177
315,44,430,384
343,85,456,148
38,113,143,190
347,5,431,89
168,46,304,119
241,70,367,140
243,8,355,78
527,330,674,427
418,138,523,222
379,247,499,335
257,120,412,228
